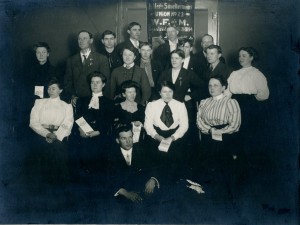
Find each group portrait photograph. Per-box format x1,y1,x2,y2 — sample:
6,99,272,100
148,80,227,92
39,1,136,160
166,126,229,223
0,0,299,224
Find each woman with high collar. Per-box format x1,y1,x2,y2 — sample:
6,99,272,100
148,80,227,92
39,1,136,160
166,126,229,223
29,77,74,185
109,46,151,105
75,71,114,174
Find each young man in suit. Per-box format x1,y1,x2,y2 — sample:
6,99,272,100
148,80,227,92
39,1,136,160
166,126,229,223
179,38,203,77
64,30,110,107
203,45,232,98
115,22,143,65
99,30,123,73
139,42,163,100
153,24,180,70
108,124,159,202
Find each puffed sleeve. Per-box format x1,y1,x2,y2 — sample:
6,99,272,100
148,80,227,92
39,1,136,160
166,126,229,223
29,100,51,137
144,102,158,138
59,103,74,138
196,99,211,134
219,99,241,134
171,102,188,140
254,70,269,101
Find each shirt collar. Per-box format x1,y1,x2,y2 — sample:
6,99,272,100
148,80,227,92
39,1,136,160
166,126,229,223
80,48,91,57
169,39,178,46
92,92,103,97
212,93,224,100
123,63,135,69
121,147,132,156
130,38,139,47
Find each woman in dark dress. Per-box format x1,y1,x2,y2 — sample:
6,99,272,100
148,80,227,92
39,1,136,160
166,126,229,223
75,71,114,173
114,80,145,125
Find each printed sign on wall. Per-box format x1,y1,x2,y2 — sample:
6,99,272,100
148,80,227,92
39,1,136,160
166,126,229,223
147,0,195,48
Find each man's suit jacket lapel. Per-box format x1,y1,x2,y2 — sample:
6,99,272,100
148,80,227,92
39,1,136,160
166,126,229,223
174,68,186,88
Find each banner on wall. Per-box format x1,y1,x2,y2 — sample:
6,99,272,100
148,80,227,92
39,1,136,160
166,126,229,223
147,0,195,48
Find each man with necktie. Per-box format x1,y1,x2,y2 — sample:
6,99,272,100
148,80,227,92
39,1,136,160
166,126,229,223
108,123,159,203
115,22,143,65
64,30,110,107
139,42,163,101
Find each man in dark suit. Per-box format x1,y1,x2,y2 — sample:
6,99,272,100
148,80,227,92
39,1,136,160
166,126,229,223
108,124,159,202
203,45,232,98
115,22,142,65
179,38,203,77
64,30,110,106
139,42,163,101
153,24,180,70
99,30,123,73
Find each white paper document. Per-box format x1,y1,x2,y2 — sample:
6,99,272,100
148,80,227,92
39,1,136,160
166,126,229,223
34,86,44,98
132,123,142,143
158,138,172,152
55,121,73,141
211,129,222,141
75,117,94,135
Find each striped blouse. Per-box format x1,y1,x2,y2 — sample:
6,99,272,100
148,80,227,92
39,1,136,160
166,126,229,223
196,94,241,134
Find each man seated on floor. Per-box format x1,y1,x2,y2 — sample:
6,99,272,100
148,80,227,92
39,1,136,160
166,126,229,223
107,123,159,202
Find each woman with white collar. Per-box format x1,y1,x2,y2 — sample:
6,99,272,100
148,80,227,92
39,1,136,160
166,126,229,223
75,71,114,173
197,76,241,171
109,46,151,105
29,77,74,184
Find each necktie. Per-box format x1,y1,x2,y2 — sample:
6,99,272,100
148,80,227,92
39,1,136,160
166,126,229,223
143,62,154,87
108,54,112,69
160,102,174,127
83,55,87,66
126,154,131,165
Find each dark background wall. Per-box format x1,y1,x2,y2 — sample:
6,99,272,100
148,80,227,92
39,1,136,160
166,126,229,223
0,0,299,223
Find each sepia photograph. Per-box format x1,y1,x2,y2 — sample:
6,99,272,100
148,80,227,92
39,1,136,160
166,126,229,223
0,0,299,224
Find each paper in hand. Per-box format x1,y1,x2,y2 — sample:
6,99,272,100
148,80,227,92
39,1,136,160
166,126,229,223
75,117,94,135
55,121,73,141
34,86,44,98
132,122,142,143
158,138,172,152
211,129,222,141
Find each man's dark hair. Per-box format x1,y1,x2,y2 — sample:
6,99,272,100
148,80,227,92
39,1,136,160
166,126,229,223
127,22,141,30
102,30,116,39
114,123,133,138
206,44,222,54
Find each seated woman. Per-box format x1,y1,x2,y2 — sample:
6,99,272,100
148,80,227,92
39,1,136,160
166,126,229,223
144,81,188,173
114,80,145,142
225,47,269,140
75,71,114,173
109,46,151,105
197,75,241,171
29,77,74,184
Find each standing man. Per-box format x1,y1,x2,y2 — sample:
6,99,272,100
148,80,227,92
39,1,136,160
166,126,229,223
139,42,163,100
153,24,180,69
203,45,232,97
99,30,123,73
116,22,143,65
64,30,110,106
179,38,202,77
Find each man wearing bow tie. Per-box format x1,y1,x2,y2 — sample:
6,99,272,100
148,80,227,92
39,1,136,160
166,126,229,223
115,22,143,65
64,30,110,107
108,124,159,203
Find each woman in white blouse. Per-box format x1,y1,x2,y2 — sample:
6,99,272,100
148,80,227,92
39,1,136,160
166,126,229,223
144,81,188,171
29,77,74,184
225,47,269,140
